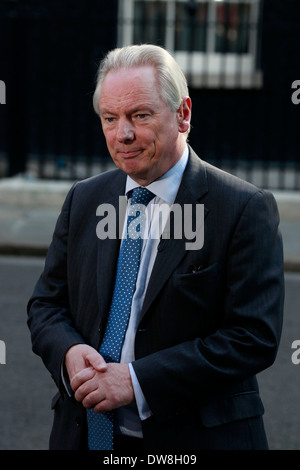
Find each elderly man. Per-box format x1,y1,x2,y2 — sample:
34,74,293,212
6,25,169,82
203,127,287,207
27,44,284,451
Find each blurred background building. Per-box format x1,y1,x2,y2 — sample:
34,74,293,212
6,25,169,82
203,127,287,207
0,0,299,189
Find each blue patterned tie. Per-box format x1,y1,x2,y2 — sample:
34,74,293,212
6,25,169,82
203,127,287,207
87,187,155,450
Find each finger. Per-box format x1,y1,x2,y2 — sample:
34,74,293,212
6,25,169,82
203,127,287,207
75,382,97,404
70,366,95,392
74,373,99,403
86,352,108,372
81,390,105,410
93,399,112,413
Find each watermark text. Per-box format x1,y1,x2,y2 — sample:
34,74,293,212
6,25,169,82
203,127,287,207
0,340,6,364
96,198,204,251
291,80,300,105
291,340,300,364
0,80,5,104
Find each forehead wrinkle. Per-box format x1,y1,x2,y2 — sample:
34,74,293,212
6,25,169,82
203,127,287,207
100,88,159,116
99,66,161,114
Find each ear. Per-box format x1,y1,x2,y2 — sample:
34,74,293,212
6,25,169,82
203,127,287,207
177,97,192,134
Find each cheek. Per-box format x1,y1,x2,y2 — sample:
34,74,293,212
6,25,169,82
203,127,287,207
136,127,155,144
152,126,175,151
140,126,164,150
103,130,116,149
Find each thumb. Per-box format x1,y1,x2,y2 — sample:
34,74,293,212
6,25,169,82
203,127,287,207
85,351,107,372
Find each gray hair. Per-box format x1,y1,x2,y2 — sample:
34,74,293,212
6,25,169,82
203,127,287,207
93,44,189,115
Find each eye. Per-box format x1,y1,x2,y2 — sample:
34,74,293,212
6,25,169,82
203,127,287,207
134,113,151,121
105,117,115,123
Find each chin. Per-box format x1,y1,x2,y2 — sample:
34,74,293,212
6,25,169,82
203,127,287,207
118,159,144,177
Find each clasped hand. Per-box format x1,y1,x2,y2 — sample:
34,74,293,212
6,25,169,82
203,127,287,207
65,344,134,413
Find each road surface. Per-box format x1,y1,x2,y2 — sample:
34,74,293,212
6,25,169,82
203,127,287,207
0,255,299,450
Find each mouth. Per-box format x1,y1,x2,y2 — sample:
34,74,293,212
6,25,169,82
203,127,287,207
118,150,142,159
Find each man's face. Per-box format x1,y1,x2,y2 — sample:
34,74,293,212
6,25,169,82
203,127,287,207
99,65,191,185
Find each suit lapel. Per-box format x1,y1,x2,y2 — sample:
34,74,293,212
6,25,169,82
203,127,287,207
140,148,209,321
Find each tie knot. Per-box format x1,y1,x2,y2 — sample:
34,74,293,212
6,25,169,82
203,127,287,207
130,187,155,206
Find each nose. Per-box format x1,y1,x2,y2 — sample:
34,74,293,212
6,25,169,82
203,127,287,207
117,118,134,142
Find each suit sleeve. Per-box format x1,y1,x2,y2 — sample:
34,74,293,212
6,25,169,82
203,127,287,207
132,190,284,418
27,184,86,390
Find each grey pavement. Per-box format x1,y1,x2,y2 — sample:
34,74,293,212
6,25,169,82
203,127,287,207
0,175,299,270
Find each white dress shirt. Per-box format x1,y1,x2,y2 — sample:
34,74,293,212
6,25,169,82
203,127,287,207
117,146,189,437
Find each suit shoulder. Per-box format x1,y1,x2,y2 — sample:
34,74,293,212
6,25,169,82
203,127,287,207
70,168,126,199
60,168,126,216
199,160,279,228
203,160,265,201
199,159,279,217
75,167,124,189
188,147,262,202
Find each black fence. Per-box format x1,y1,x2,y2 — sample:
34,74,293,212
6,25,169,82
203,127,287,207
0,0,299,190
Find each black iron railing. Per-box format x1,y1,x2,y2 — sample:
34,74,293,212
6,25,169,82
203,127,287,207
0,0,299,190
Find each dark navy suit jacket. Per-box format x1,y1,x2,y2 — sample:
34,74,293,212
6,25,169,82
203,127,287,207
27,148,284,450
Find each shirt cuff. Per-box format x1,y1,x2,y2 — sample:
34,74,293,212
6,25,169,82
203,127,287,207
61,359,73,397
129,363,152,421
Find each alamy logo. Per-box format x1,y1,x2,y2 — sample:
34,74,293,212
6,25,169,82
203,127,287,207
0,80,5,104
0,340,6,364
291,80,300,105
291,340,300,364
96,197,204,250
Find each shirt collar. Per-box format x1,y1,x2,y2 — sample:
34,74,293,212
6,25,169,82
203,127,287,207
125,145,189,205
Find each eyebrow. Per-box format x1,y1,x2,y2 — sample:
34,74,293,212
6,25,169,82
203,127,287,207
100,105,154,116
100,109,117,116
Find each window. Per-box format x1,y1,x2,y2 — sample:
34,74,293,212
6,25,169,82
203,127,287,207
118,0,263,88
